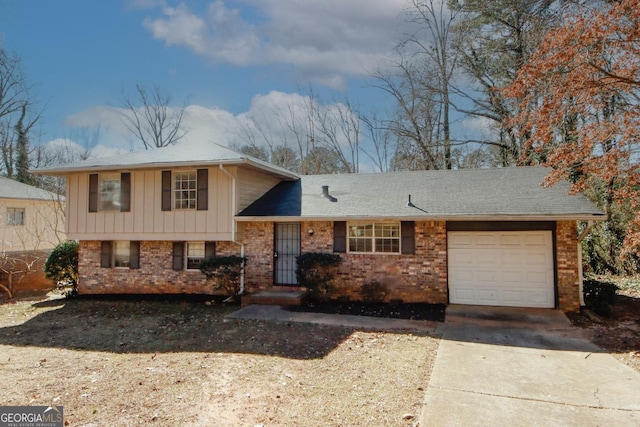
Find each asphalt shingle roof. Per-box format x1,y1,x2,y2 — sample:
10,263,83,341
0,176,60,201
238,167,604,221
31,141,298,179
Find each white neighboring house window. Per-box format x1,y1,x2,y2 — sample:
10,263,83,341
186,242,205,270
100,174,121,211
6,207,25,226
113,240,131,268
174,171,197,210
348,222,401,254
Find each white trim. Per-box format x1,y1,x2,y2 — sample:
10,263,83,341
185,241,205,271
235,214,606,222
347,221,401,255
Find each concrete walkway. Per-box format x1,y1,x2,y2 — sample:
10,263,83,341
421,305,640,426
227,304,438,333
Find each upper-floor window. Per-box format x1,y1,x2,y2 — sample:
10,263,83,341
162,169,208,212
348,222,400,254
6,207,25,226
100,174,121,211
174,171,197,210
89,173,131,213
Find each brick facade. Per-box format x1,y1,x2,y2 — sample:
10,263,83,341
77,240,240,295
241,220,449,304
77,219,582,312
556,221,580,312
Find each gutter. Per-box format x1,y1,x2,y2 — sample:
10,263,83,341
218,165,245,295
577,220,595,307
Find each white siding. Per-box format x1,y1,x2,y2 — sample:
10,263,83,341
236,167,283,212
66,167,238,241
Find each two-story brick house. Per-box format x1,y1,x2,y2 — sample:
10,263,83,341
35,141,604,312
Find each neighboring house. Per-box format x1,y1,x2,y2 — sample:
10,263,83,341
34,142,604,312
0,176,66,295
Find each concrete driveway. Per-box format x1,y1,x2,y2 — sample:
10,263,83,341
420,305,640,426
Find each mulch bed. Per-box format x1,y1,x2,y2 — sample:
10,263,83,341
286,300,446,322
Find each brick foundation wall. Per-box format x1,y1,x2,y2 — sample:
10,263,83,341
77,240,241,295
241,221,449,304
556,221,580,312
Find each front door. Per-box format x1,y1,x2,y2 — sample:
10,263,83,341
274,223,301,286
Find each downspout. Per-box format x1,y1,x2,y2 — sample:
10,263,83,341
577,220,595,307
219,164,245,294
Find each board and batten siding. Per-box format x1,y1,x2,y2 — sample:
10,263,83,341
236,167,283,212
66,167,234,241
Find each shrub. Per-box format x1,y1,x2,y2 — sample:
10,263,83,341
583,278,618,317
295,253,341,302
44,240,79,296
200,255,247,299
359,281,389,303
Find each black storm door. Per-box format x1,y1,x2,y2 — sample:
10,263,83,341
274,223,301,286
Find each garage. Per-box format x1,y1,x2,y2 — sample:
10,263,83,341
448,230,555,308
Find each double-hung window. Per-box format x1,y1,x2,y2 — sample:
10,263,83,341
174,171,197,210
100,241,140,269
89,172,131,213
348,222,401,254
186,242,205,270
99,174,121,211
161,169,208,212
6,207,25,226
113,240,131,268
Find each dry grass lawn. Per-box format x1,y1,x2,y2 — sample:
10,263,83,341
0,295,439,426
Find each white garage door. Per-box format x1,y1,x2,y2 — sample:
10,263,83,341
448,231,555,308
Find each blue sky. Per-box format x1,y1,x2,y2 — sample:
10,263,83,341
1,0,486,164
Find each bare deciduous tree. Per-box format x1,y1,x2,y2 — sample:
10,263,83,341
0,48,39,179
121,84,187,150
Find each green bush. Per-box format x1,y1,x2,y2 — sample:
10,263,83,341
200,255,247,299
44,240,79,296
583,279,618,317
359,281,389,303
296,253,341,302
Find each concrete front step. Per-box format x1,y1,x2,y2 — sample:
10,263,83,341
241,290,307,307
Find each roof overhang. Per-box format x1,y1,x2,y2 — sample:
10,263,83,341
235,213,607,222
31,157,299,180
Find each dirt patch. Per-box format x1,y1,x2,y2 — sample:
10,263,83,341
568,277,640,372
286,300,446,322
0,294,439,426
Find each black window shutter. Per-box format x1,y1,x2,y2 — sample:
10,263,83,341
88,174,98,212
161,170,172,211
100,241,112,268
333,221,347,253
205,241,216,258
130,241,140,269
197,168,208,211
172,242,184,270
120,172,131,212
401,221,415,254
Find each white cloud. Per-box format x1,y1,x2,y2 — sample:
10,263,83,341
59,90,357,157
460,116,498,142
141,0,407,88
